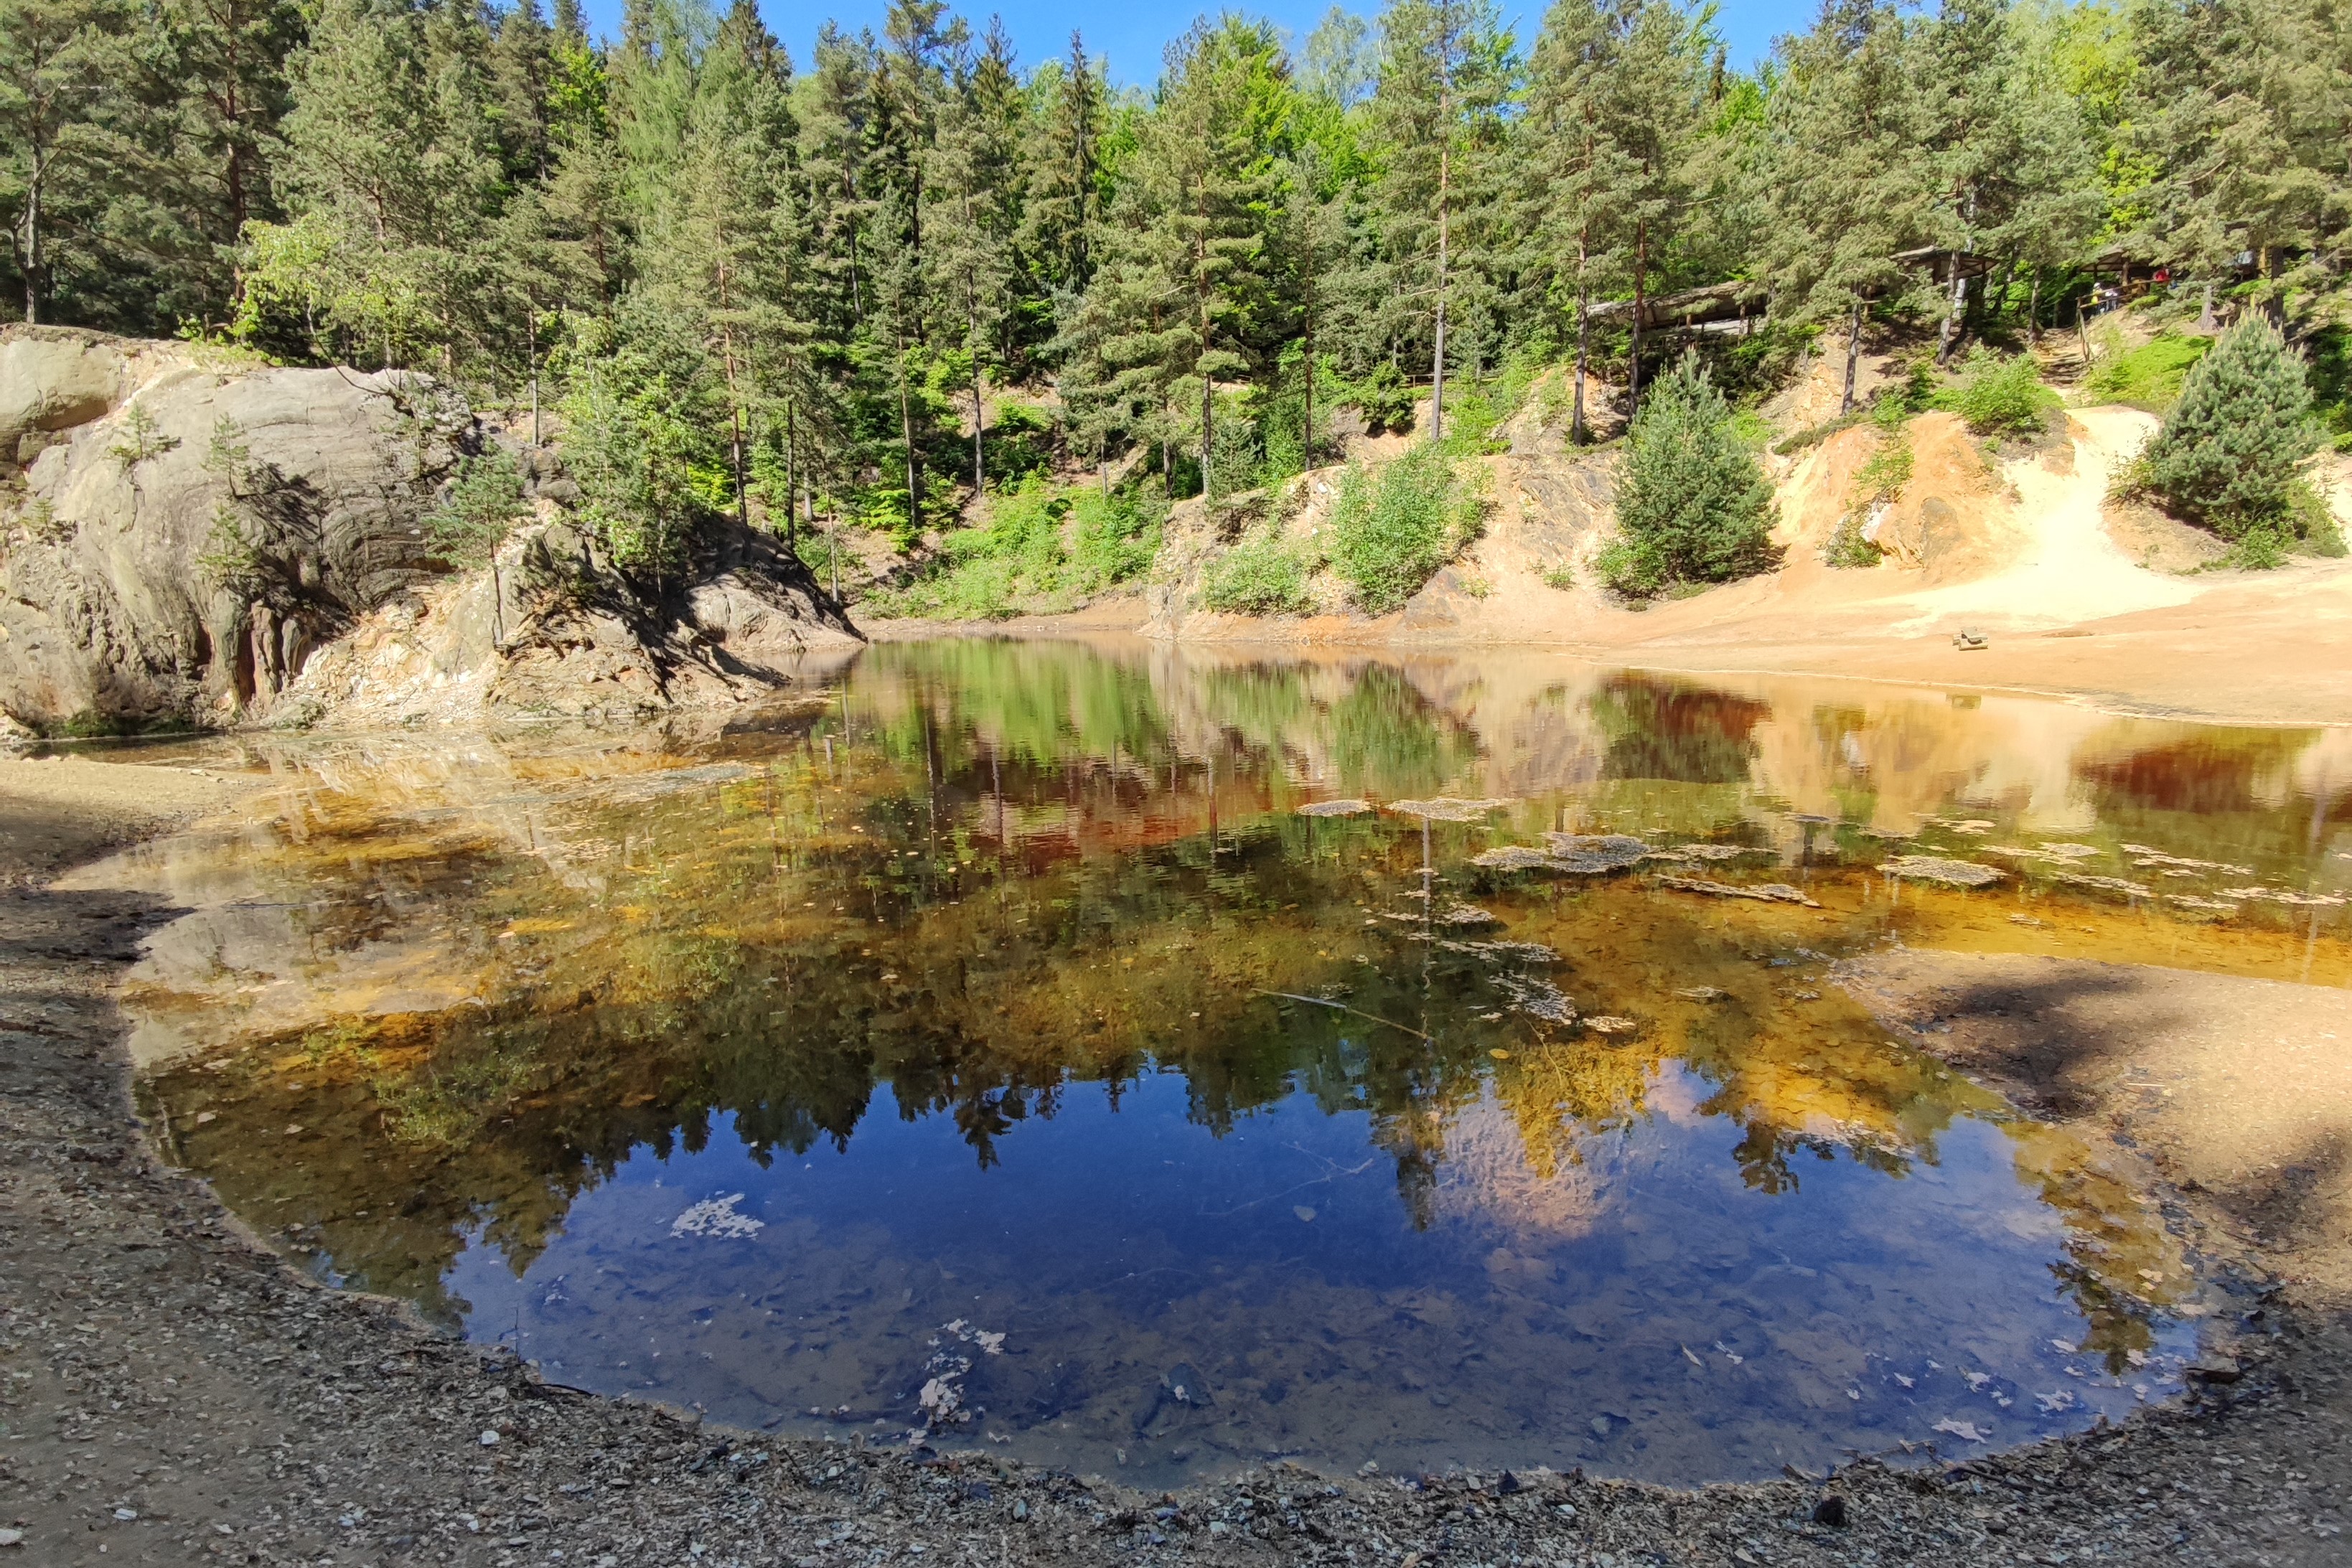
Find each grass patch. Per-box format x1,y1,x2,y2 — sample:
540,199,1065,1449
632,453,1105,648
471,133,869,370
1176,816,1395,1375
1944,347,2059,440
2085,334,2212,413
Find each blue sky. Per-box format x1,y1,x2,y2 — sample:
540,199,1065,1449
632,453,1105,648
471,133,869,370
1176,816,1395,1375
573,0,1817,87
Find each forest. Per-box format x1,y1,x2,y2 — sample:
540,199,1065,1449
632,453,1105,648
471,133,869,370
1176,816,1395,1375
4,0,2348,588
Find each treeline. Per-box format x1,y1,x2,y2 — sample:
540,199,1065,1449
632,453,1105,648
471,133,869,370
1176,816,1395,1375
6,0,2349,572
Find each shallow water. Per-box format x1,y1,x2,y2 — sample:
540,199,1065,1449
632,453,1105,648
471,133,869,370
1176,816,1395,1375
90,642,2352,1485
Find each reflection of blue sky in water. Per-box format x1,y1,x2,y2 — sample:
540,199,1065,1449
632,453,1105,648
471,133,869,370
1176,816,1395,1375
103,642,2350,1487
445,1067,2188,1487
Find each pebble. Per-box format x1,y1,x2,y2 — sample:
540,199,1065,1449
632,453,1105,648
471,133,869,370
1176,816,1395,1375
479,1429,501,1445
0,1529,22,1546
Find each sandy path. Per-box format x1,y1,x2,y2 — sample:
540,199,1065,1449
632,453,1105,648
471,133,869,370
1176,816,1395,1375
1888,409,2198,633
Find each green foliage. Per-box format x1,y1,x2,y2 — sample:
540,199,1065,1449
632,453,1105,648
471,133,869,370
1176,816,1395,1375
1542,561,1576,591
1602,352,1779,599
866,478,1162,620
1325,443,1484,614
1946,347,2058,441
555,311,728,580
426,447,530,568
1822,514,1884,569
1854,433,1914,502
1346,363,1417,435
1198,527,1316,616
2085,334,2212,412
106,404,179,471
197,504,265,596
2142,317,2322,545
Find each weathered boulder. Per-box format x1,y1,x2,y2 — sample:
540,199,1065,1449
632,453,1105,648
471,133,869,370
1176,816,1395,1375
0,327,861,734
0,327,460,733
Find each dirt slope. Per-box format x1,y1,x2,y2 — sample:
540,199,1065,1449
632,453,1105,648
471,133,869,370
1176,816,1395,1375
955,392,2349,725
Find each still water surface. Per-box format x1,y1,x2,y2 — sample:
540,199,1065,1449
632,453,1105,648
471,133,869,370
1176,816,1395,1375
87,642,2352,1485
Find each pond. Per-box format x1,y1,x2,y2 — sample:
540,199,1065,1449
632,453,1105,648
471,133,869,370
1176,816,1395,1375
81,642,2352,1487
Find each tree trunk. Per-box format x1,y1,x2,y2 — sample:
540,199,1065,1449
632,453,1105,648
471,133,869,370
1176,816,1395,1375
2197,281,2216,332
965,277,985,490
1430,133,1450,445
896,316,919,533
784,401,797,553
2027,269,2041,346
21,144,43,324
1573,280,1590,446
1302,286,1315,466
1840,297,1864,416
1629,218,1648,415
1937,249,1966,363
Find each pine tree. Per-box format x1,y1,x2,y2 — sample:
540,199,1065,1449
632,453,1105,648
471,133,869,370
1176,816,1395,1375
0,0,134,323
1756,0,1930,414
2142,316,2320,538
1599,349,1777,596
1018,34,1101,296
150,0,301,327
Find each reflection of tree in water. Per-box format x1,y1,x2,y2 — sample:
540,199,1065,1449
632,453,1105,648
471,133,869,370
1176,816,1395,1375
141,672,2190,1356
1590,674,1771,785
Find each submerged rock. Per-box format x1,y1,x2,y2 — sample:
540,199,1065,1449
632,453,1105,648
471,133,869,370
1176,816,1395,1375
1881,856,2005,888
1656,875,1822,908
1298,798,1372,817
1385,796,1514,821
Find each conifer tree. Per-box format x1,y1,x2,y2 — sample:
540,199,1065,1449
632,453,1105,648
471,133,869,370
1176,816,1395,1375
2142,317,2320,539
0,0,133,323
1599,349,1777,596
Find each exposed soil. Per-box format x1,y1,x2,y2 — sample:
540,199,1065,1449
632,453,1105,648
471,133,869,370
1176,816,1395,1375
3,761,2349,1565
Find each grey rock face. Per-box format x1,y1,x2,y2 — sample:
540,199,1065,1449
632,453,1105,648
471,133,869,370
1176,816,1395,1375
0,328,861,734
0,327,459,733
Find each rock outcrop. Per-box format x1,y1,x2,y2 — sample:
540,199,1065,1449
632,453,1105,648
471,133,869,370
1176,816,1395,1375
0,327,859,734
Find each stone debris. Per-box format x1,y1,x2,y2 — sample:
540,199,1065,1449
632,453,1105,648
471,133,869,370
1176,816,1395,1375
1298,799,1372,817
1657,875,1823,908
1385,797,1515,822
670,1193,766,1239
2056,873,2154,899
1494,972,1577,1024
1640,843,1761,864
2035,842,2105,859
1674,986,1730,1001
1881,857,2005,888
2166,896,2241,914
2128,847,2254,875
1470,845,1563,870
1435,903,1501,927
1542,832,1653,874
1932,1418,1991,1443
1583,1015,1639,1035
2217,886,2347,908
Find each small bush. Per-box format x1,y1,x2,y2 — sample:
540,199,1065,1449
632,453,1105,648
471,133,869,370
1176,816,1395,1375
1542,562,1575,590
1822,512,1883,569
426,448,529,568
1199,529,1315,615
1326,443,1484,614
1853,435,1913,503
2142,317,2323,549
1348,362,1416,434
1602,351,1780,598
2085,334,2212,412
106,404,179,471
1948,347,2057,440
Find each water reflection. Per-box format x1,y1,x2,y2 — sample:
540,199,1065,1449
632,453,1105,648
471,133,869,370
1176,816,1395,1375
83,641,2352,1485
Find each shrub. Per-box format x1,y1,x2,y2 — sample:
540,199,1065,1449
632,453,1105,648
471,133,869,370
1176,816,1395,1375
1325,443,1484,614
2085,334,2212,412
2142,317,2323,546
426,447,529,568
1948,347,2057,440
1601,351,1779,598
1542,562,1575,591
1348,362,1416,434
1822,513,1883,569
1853,434,1913,503
1199,529,1315,615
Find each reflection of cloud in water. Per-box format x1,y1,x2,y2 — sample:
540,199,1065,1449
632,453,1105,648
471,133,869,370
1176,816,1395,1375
1430,1092,1608,1240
